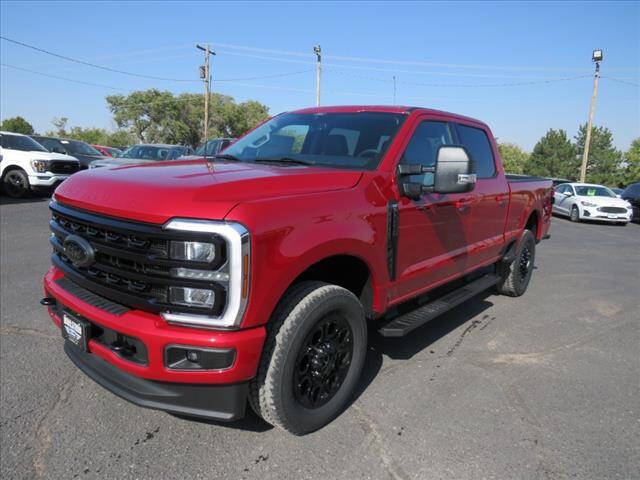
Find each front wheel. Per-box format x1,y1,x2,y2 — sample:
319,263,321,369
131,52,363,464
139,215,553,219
570,205,581,222
249,281,367,435
496,229,536,297
2,169,30,198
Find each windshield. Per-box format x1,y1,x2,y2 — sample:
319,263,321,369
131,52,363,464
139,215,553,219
222,112,406,170
1,134,49,152
196,139,221,156
63,140,103,156
575,185,616,198
118,145,185,160
104,147,122,156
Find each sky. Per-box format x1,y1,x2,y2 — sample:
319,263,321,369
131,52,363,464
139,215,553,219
0,1,638,151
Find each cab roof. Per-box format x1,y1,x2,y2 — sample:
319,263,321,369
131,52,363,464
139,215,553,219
288,105,487,127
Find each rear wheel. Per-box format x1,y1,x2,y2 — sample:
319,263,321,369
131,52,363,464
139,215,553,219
249,281,367,435
2,169,30,198
570,205,580,222
496,229,536,297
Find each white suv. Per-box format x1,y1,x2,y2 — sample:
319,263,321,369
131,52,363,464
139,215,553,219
0,131,80,198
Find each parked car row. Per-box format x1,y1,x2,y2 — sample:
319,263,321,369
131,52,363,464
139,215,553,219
552,182,637,225
1,132,227,198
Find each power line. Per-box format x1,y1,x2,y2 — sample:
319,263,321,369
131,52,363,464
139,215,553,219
1,63,130,91
0,35,199,82
216,69,314,82
602,76,640,88
207,40,639,73
325,68,593,87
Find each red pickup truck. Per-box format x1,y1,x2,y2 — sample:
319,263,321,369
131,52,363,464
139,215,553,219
42,105,552,434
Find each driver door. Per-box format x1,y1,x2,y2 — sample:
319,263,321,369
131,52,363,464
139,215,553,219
554,184,574,214
393,118,472,302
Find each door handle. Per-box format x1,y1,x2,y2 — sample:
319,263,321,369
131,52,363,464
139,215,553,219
495,194,508,206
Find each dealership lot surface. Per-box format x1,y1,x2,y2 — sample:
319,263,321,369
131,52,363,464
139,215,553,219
1,196,638,480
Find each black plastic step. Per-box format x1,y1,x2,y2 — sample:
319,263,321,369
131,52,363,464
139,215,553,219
378,274,499,337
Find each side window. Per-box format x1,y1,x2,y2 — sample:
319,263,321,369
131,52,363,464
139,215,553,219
556,185,565,194
400,121,452,186
456,124,496,178
566,185,575,195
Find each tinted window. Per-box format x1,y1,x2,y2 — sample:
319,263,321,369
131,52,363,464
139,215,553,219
400,121,453,186
456,124,496,178
223,112,406,170
574,185,616,198
33,137,64,153
623,183,640,197
556,184,566,194
1,134,48,152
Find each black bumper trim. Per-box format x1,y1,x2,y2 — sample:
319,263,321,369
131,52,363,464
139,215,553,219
64,342,248,421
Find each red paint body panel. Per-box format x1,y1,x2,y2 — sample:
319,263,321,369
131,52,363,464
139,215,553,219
44,105,552,388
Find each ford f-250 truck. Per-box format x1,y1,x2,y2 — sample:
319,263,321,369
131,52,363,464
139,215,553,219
42,106,553,435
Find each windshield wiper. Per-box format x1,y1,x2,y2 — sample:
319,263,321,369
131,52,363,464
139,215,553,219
212,154,240,161
254,156,315,166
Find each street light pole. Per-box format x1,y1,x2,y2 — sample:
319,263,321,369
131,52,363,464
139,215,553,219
314,45,322,106
580,49,603,183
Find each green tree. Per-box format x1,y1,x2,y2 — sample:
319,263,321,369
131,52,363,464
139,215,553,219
525,129,577,179
105,89,269,147
622,138,640,185
498,142,528,174
1,116,34,135
574,123,623,186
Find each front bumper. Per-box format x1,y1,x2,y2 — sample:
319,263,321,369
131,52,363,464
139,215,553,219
28,174,70,188
44,267,265,420
580,205,632,222
64,341,248,420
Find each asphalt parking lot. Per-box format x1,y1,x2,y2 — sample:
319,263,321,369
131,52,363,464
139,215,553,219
1,195,638,480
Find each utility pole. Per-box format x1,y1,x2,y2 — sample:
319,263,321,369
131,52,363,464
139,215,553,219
393,76,397,105
314,45,322,106
196,44,215,158
580,49,603,183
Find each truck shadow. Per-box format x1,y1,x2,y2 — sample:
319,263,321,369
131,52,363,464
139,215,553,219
0,193,51,205
352,292,494,403
175,292,494,434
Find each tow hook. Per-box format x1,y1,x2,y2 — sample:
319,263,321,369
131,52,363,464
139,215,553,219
40,297,56,306
110,341,136,357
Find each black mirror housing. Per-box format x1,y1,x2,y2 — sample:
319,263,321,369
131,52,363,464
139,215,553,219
433,145,475,194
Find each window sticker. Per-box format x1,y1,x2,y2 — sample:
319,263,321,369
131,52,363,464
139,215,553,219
587,188,596,196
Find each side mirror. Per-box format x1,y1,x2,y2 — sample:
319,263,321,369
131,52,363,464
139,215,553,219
398,145,475,199
564,191,573,197
433,146,475,194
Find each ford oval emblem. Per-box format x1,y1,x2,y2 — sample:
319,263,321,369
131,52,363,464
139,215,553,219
63,235,95,268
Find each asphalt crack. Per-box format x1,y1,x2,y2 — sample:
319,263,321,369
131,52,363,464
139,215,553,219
0,325,59,339
352,403,410,480
33,370,77,478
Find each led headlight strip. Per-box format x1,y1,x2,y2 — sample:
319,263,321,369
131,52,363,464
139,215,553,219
161,218,250,329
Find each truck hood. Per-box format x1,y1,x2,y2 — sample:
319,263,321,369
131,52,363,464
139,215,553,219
576,195,632,208
5,150,78,162
54,159,363,224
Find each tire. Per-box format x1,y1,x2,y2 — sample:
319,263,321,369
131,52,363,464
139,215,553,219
249,281,367,435
570,205,580,222
496,229,536,297
2,168,30,198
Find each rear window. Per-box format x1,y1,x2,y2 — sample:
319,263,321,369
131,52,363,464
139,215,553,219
456,124,496,178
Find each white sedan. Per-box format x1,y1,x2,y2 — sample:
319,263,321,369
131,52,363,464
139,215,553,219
553,183,633,225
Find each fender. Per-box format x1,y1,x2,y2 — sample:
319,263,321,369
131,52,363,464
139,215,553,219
226,187,388,328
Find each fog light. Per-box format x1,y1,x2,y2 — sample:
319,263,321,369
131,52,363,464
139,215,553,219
169,287,215,308
186,350,199,363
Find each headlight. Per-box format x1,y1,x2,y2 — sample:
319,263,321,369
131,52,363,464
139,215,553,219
169,287,215,308
170,241,216,262
30,159,50,173
161,218,250,329
581,201,597,207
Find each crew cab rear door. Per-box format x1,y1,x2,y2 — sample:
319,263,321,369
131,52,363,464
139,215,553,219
393,116,473,302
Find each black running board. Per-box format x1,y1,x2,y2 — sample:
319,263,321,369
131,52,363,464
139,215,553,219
378,274,499,337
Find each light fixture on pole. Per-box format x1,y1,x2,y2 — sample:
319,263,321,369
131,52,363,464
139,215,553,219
579,49,603,183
